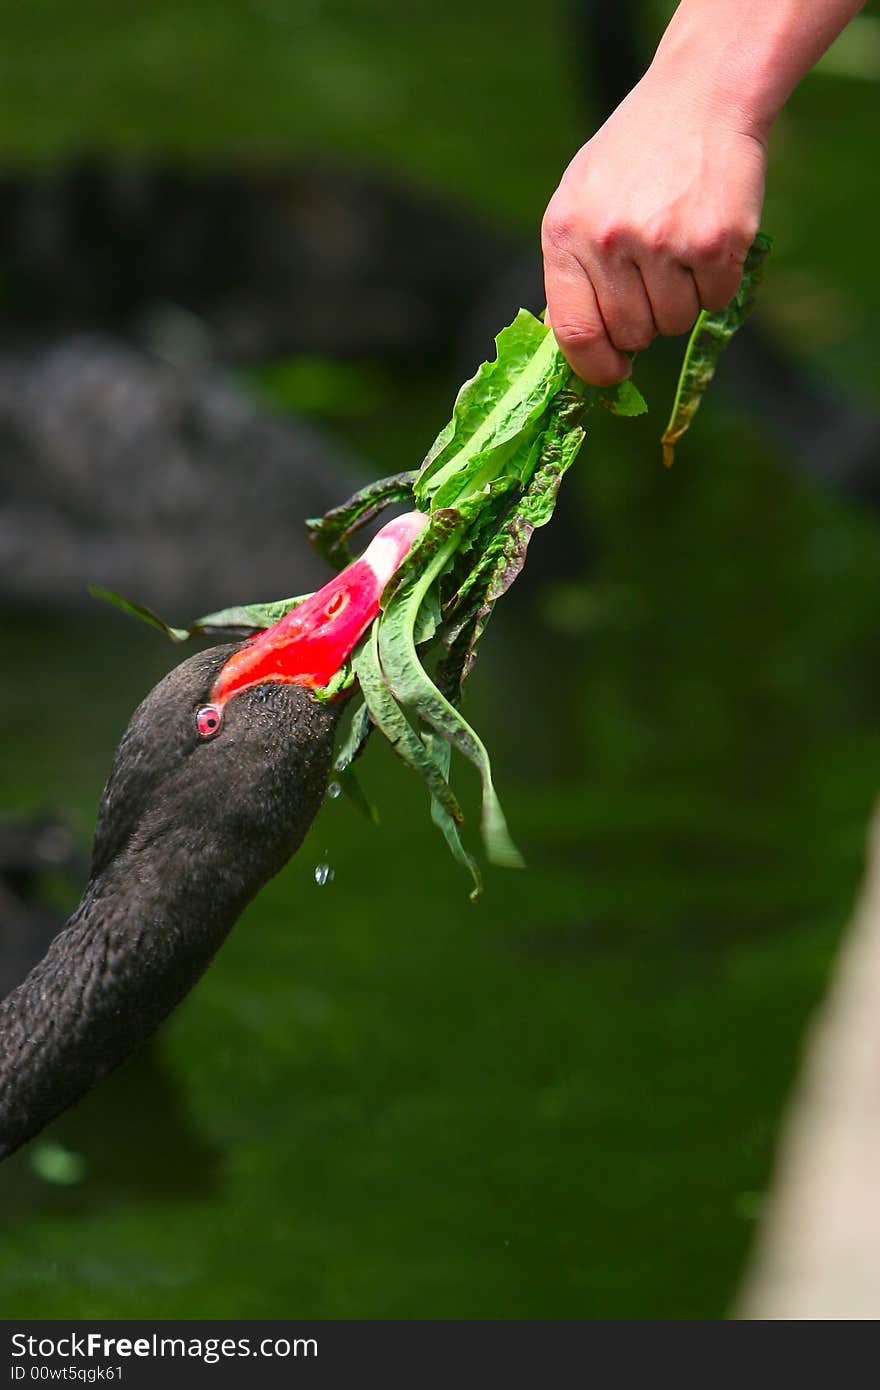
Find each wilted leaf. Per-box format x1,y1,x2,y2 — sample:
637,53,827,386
661,232,772,466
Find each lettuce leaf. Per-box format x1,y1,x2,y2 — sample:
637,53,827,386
661,232,772,466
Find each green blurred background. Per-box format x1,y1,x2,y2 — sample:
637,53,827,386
1,0,880,1319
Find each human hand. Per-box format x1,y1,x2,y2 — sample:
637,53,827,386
542,64,767,385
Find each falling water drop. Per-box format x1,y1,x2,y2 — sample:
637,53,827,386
314,862,335,887
326,780,342,800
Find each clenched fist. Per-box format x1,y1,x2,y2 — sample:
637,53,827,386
542,0,865,385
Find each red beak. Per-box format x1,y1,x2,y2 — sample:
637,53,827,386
211,511,429,705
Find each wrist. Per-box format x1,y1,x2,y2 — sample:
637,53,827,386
647,0,865,140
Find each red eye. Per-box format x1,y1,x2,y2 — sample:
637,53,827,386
325,591,347,619
196,704,223,738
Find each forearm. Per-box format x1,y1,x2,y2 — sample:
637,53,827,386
652,0,867,136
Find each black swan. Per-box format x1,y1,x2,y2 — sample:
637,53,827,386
0,511,426,1160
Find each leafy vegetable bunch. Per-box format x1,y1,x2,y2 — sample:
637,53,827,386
98,235,771,897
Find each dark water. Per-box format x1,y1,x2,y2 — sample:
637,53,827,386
1,0,880,1321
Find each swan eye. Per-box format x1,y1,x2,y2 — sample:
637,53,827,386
196,704,223,738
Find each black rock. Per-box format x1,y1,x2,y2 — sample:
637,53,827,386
0,333,362,613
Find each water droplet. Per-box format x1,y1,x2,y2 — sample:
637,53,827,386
326,780,342,800
314,862,335,887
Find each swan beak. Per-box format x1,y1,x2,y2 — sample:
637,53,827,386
211,511,429,704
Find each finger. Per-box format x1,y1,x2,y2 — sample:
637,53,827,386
640,260,701,336
691,246,748,312
543,256,632,387
588,256,657,355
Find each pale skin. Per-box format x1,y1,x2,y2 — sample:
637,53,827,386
543,0,867,386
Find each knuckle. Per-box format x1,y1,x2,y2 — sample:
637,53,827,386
552,317,607,353
733,211,761,251
695,216,759,265
552,319,628,385
541,205,578,259
613,325,654,353
592,219,627,254
691,225,728,262
641,218,673,258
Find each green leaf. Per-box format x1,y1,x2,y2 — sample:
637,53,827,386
337,768,379,824
330,702,381,823
600,378,648,417
307,471,417,570
438,391,587,695
91,585,313,642
379,508,465,609
376,535,523,868
312,662,356,702
415,310,570,508
422,730,483,901
352,626,465,828
89,586,191,642
190,595,312,635
430,427,545,513
412,586,441,646
661,232,772,466
334,699,374,774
